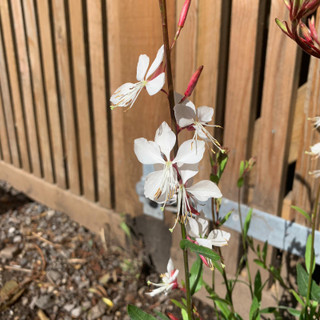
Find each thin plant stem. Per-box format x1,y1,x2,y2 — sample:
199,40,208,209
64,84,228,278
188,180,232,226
306,183,320,308
158,2,193,319
181,223,194,320
238,187,253,299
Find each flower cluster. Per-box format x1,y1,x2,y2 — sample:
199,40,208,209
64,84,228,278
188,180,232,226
276,0,320,58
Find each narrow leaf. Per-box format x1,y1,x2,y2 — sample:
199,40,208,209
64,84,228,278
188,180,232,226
305,234,315,274
297,264,308,298
253,259,266,269
262,241,268,264
154,311,169,320
219,210,233,226
189,256,203,296
290,289,305,307
254,270,262,302
215,300,231,318
249,296,260,320
291,206,311,223
127,305,157,320
180,240,220,261
243,208,253,239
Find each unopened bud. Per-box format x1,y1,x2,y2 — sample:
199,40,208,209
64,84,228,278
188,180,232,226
183,65,203,99
167,313,179,320
178,0,191,28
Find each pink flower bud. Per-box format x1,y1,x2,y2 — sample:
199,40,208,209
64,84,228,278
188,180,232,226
178,0,191,28
184,65,203,98
167,313,180,320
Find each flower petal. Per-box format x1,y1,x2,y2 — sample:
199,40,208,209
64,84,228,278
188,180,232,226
146,73,165,95
146,45,164,79
110,82,138,107
179,163,198,184
134,138,164,164
144,169,164,200
174,104,196,128
186,217,200,238
167,258,175,274
136,54,150,81
154,122,176,160
207,230,231,247
197,106,214,123
174,140,205,165
146,286,166,297
187,180,222,201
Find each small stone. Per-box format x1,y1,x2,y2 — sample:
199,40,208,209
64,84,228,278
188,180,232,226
46,270,61,284
81,300,91,310
88,301,106,320
71,306,82,318
35,295,54,310
64,304,75,312
13,235,22,243
22,297,28,306
25,217,31,225
8,227,15,236
46,210,55,220
0,246,18,259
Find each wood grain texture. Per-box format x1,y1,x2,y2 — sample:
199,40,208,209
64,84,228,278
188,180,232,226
0,88,10,162
252,0,299,216
36,0,66,188
0,0,30,171
0,27,20,167
68,0,95,201
87,0,111,208
10,0,41,177
22,0,54,183
221,0,260,201
52,0,80,195
107,0,175,215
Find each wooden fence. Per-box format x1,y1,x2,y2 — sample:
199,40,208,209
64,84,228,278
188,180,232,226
0,0,319,248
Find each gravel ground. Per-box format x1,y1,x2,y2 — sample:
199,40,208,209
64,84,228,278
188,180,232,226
0,182,214,320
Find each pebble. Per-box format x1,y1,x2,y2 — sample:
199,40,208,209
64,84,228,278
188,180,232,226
71,306,82,318
8,226,15,236
81,300,91,310
46,270,62,284
13,235,22,243
0,245,18,259
64,303,75,312
88,301,106,320
35,295,54,310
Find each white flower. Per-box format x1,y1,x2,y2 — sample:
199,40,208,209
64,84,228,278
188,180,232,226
134,122,205,206
110,45,165,109
186,214,209,238
197,229,231,248
306,142,320,158
147,258,179,297
174,95,222,151
309,116,320,129
309,170,320,178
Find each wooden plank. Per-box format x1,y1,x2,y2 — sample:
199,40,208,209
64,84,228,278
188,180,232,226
0,160,124,246
0,25,20,167
10,0,41,177
22,0,54,183
221,0,261,201
87,0,111,208
252,0,299,216
107,1,175,215
0,0,30,171
0,88,11,162
291,18,320,224
51,0,80,195
36,0,66,189
68,0,95,201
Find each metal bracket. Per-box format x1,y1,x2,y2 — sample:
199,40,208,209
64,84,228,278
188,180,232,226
137,165,320,264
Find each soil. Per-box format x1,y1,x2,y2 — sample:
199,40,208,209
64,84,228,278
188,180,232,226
0,182,214,320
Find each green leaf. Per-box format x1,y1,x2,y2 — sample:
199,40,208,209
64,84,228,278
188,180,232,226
290,289,305,307
120,221,132,239
210,173,219,184
219,210,233,226
260,307,276,314
181,309,188,320
254,270,262,302
189,256,203,296
287,308,302,316
215,300,231,319
171,299,187,311
212,260,224,274
239,160,245,177
291,206,311,223
297,264,308,298
305,234,315,275
180,240,220,261
154,311,169,320
237,177,244,188
253,259,265,269
127,305,157,320
249,296,260,320
262,241,268,264
243,208,253,239
275,18,289,34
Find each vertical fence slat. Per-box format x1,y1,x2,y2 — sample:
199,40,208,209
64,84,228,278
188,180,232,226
221,1,260,200
252,0,299,215
0,89,11,163
52,0,80,195
87,0,111,207
10,0,41,177
36,0,66,189
107,1,175,215
68,0,95,201
22,0,54,183
0,27,20,167
0,0,30,171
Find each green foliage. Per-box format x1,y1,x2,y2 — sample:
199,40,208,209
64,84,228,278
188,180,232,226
154,311,170,320
249,296,260,320
243,208,253,239
127,305,157,320
296,264,320,302
253,271,262,302
291,206,311,223
219,210,233,226
179,240,220,261
305,234,315,275
189,256,203,296
210,152,228,184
